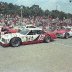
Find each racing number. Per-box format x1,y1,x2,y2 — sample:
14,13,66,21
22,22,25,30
26,36,33,41
38,34,45,40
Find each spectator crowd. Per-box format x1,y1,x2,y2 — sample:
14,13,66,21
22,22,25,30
0,14,72,31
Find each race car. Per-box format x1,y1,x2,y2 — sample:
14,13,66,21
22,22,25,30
54,26,72,39
0,28,56,47
0,26,18,38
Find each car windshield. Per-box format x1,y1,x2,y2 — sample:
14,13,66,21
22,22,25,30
20,29,29,35
19,26,25,30
66,28,71,31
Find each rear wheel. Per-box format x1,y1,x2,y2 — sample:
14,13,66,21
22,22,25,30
10,37,21,47
44,36,51,43
64,33,69,39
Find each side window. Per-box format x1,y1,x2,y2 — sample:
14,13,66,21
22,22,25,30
27,30,45,35
37,30,44,34
28,31,34,35
27,30,36,35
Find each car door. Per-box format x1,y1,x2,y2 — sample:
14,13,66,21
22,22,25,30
36,30,45,41
26,30,39,43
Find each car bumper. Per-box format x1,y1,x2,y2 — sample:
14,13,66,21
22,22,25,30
56,34,64,38
51,35,57,39
0,40,9,47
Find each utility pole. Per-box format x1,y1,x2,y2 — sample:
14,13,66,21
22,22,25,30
56,2,58,11
69,0,72,24
56,4,58,10
20,5,23,24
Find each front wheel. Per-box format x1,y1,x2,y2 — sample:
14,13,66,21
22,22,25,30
44,36,51,43
10,37,21,47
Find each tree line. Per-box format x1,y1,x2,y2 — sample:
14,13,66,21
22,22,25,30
0,2,72,20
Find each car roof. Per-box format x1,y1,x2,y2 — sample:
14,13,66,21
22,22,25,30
25,24,34,26
27,27,42,30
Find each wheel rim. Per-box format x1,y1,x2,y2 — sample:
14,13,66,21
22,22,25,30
66,35,68,38
45,36,50,43
65,34,69,39
11,38,20,47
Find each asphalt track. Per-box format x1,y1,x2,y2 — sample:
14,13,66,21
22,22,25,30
0,38,72,72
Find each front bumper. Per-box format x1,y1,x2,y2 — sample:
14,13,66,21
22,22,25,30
56,33,65,38
0,40,9,47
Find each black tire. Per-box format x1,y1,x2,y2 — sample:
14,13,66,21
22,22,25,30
64,33,69,39
44,36,51,43
10,37,21,47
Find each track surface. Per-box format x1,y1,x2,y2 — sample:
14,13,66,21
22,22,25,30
0,38,72,72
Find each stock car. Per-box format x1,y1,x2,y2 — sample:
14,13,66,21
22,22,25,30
0,26,18,37
54,26,72,39
0,27,56,47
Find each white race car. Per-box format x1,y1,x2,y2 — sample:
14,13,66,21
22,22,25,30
0,28,56,47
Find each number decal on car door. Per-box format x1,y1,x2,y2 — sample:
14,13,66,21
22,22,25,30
26,36,33,41
38,35,45,40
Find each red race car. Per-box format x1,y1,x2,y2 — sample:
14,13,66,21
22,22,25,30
54,26,72,39
0,26,18,36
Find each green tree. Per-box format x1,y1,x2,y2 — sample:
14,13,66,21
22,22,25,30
44,10,49,16
0,2,72,18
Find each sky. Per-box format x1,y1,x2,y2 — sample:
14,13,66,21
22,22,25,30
0,0,72,14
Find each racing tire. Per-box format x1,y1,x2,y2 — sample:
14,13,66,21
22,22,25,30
64,33,69,39
10,37,21,47
44,36,51,43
